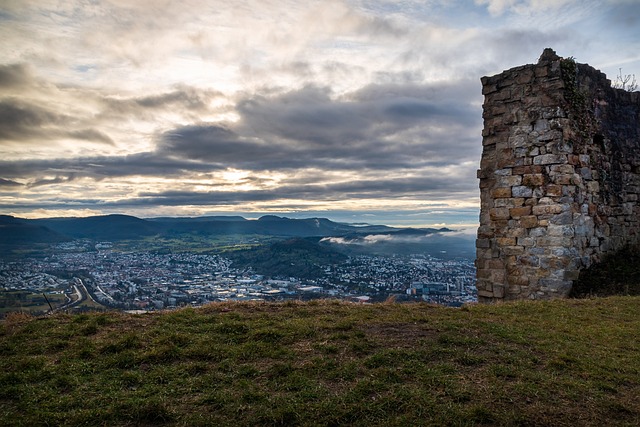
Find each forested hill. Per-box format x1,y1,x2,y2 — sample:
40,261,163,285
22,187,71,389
0,214,450,243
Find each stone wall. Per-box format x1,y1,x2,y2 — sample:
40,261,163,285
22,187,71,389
476,48,640,302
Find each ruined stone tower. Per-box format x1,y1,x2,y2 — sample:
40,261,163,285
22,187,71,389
476,48,640,302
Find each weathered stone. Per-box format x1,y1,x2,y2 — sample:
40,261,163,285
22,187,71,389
512,186,533,198
477,49,640,302
510,206,531,218
496,237,516,246
494,168,512,176
533,154,567,165
547,224,574,237
532,204,564,215
522,174,545,187
502,246,525,255
476,239,491,248
587,181,600,192
491,187,512,198
517,237,536,247
492,284,505,298
490,207,511,220
545,184,562,196
520,216,538,228
495,198,524,208
497,175,522,187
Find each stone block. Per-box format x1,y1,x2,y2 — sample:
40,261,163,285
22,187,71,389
513,165,543,175
494,168,512,176
490,207,511,220
477,289,495,298
537,236,572,247
476,239,491,248
532,204,565,215
520,216,538,228
522,174,545,187
502,246,525,255
510,206,532,218
491,187,512,198
512,186,533,198
491,269,506,282
497,175,522,187
487,259,505,269
517,237,536,247
529,227,547,237
495,198,524,208
545,184,562,196
579,167,592,180
477,268,492,279
533,154,567,165
550,211,573,225
506,227,527,238
552,174,572,185
492,285,505,298
477,225,493,238
496,237,516,246
550,164,575,174
547,224,574,236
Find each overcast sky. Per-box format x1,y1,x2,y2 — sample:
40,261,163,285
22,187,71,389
1,0,639,228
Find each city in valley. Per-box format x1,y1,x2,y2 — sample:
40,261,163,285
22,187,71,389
0,239,476,314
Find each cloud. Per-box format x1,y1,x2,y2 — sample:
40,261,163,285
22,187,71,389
1,0,636,222
27,175,77,188
0,98,115,146
0,178,22,187
321,232,460,246
0,63,32,88
0,99,62,140
157,81,481,172
475,0,576,16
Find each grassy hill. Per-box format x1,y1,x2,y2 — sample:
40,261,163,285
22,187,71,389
1,297,639,426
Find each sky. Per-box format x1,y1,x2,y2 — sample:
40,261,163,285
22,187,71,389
1,0,639,229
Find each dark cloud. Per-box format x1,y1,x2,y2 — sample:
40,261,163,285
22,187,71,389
0,98,115,145
155,82,481,172
0,76,482,212
27,175,77,188
0,153,222,182
0,63,32,88
0,99,62,141
0,178,22,187
103,86,222,117
124,174,475,208
68,129,114,145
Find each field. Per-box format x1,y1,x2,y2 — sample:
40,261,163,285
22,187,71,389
1,297,639,426
0,291,67,315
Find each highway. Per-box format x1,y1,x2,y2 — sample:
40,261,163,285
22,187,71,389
52,278,106,313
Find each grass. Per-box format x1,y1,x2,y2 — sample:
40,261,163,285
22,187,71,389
1,297,639,426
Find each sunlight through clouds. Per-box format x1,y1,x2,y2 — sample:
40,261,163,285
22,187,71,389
0,0,639,227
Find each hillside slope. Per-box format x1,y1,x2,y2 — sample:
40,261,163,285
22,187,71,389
1,297,639,426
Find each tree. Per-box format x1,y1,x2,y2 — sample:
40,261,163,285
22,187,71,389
613,68,638,92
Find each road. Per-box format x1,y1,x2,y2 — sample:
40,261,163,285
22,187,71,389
52,278,106,313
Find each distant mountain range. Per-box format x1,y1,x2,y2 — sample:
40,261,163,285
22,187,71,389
0,214,452,245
